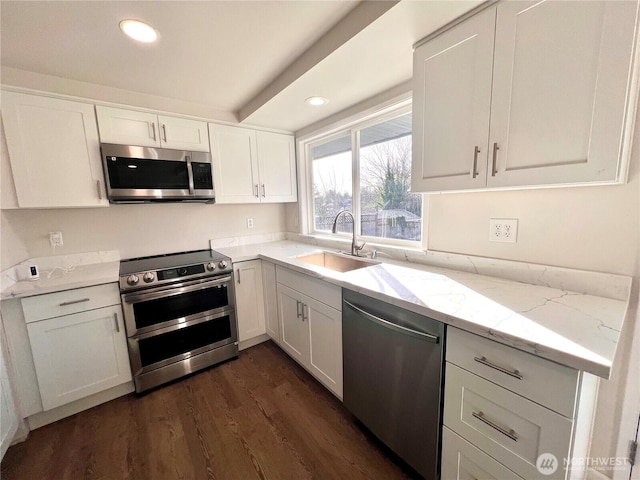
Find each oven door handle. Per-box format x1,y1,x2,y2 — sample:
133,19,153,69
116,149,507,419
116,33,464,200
122,275,232,304
130,308,235,341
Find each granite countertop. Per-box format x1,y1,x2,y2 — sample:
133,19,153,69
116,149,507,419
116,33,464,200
216,241,631,379
1,251,120,300
2,243,630,378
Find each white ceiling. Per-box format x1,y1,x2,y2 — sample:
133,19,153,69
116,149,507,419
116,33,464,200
1,0,481,133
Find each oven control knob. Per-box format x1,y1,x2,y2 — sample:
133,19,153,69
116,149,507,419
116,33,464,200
126,274,139,286
143,272,155,283
206,262,216,271
218,260,228,270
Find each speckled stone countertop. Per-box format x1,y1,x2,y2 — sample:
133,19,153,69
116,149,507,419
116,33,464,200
216,241,631,379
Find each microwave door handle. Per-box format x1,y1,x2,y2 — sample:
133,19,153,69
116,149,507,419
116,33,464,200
185,155,195,194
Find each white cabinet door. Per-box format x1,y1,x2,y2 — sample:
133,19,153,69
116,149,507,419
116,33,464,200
95,105,159,148
96,106,210,152
1,91,108,208
261,261,280,343
209,123,260,204
157,115,209,152
256,131,297,202
0,332,19,460
411,7,495,192
234,260,266,342
488,0,639,188
27,305,132,411
277,283,308,365
305,295,342,398
441,427,523,480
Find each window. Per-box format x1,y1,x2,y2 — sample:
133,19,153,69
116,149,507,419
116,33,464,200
306,106,422,245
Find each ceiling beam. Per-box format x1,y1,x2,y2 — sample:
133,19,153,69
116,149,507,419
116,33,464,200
237,0,400,124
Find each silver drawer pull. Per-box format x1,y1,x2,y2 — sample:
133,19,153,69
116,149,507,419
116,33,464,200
472,411,518,442
113,313,120,333
474,356,522,380
296,300,302,319
472,146,480,178
59,298,90,306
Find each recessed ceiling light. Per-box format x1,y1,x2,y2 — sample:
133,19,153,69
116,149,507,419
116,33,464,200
119,19,159,43
306,96,328,106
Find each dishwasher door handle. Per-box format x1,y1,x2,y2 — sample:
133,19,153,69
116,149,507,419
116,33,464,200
344,300,439,343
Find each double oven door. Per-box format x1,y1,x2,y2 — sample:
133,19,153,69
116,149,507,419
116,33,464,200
121,275,237,379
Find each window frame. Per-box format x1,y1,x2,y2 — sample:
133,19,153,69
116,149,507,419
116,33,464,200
298,98,425,249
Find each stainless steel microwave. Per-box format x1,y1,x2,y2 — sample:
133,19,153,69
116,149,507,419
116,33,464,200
100,143,215,203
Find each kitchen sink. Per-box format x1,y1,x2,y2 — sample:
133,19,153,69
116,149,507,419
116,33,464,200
295,251,378,273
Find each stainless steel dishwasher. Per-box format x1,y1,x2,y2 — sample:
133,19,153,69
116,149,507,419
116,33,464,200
342,289,445,480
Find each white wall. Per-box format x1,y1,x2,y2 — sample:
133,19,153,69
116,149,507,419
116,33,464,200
1,202,286,266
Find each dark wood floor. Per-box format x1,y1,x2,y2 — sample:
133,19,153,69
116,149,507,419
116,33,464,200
2,341,417,480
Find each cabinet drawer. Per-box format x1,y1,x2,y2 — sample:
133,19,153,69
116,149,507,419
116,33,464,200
444,363,572,480
275,265,341,310
442,426,523,480
22,283,120,323
446,327,579,417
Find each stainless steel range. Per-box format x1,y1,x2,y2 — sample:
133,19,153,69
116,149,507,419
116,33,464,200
119,249,237,393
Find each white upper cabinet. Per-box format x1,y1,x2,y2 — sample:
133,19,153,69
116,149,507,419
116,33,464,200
96,105,209,152
256,131,297,202
412,7,495,192
1,91,108,208
412,0,640,193
209,123,297,204
209,123,260,203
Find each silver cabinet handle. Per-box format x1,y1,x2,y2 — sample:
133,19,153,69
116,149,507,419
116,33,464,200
472,411,518,442
162,124,167,142
96,180,102,200
151,122,157,141
491,142,499,176
261,184,266,197
296,300,302,319
302,303,308,322
474,356,523,380
472,146,480,179
344,300,439,343
254,184,259,198
236,268,241,284
113,313,120,333
59,298,90,306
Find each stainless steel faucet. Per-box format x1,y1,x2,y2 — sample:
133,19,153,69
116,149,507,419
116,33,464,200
331,210,365,256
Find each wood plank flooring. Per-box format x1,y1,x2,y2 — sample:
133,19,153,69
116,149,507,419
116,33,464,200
1,341,418,480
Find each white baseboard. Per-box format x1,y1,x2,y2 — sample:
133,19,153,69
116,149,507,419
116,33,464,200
238,334,270,351
27,381,134,430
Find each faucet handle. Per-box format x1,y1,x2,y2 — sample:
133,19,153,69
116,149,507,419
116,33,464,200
354,241,366,255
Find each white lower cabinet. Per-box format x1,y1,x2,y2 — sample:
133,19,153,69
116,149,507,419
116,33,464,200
275,266,342,398
23,283,131,411
1,329,19,460
234,260,266,344
442,327,598,480
261,261,280,343
27,304,130,411
442,427,523,480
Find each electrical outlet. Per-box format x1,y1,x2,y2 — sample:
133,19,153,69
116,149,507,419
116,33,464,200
489,219,518,243
246,218,254,229
49,231,63,248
